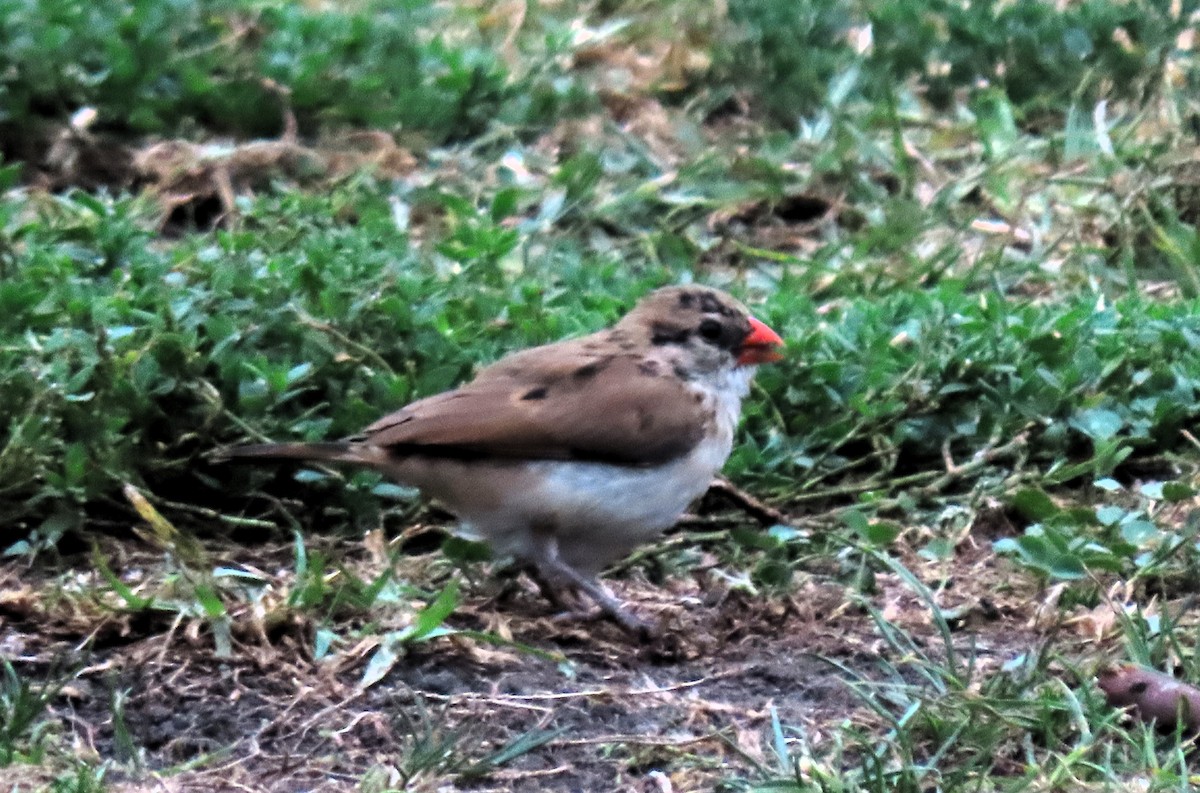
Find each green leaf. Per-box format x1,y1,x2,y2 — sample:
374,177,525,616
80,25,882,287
192,584,227,619
441,536,492,563
842,509,870,536
731,526,783,550
371,482,420,501
1063,27,1093,58
753,559,793,588
973,90,1018,159
400,580,460,643
292,531,308,580
285,362,313,384
861,520,902,546
992,538,1020,555
1163,482,1195,502
1010,488,1059,522
767,524,802,542
92,549,155,610
920,537,955,561
0,160,21,191
460,727,568,779
1072,408,1124,440
1048,554,1088,580
63,443,89,490
1138,481,1164,500
1120,520,1159,546
314,627,336,660
360,640,400,689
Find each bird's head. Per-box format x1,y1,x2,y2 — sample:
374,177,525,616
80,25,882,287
617,285,785,377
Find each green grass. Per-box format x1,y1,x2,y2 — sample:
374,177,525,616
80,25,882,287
3,0,1200,789
0,0,586,143
3,181,1197,549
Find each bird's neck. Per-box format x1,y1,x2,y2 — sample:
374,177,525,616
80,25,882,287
701,365,756,436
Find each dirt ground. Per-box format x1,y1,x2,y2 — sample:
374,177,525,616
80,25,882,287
0,512,1045,792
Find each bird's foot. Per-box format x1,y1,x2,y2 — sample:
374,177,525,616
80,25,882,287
523,566,583,612
528,538,661,639
550,603,659,640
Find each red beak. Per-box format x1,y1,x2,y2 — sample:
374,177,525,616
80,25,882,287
737,316,785,365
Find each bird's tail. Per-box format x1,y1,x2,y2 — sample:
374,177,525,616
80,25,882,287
208,441,363,465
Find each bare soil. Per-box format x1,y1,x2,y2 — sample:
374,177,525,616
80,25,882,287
0,516,1043,792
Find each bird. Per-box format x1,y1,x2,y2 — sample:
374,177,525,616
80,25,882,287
214,285,784,634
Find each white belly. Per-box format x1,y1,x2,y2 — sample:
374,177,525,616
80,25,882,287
421,424,733,574
513,432,733,572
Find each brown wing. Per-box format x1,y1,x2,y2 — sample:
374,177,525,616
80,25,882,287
359,348,707,466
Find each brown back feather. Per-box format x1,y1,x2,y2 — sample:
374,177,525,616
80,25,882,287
361,344,707,466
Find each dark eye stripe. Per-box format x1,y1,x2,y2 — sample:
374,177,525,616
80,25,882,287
650,323,691,345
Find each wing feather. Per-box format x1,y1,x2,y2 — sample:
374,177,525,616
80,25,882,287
361,349,706,466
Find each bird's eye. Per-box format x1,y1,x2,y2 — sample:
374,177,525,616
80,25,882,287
698,318,723,342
